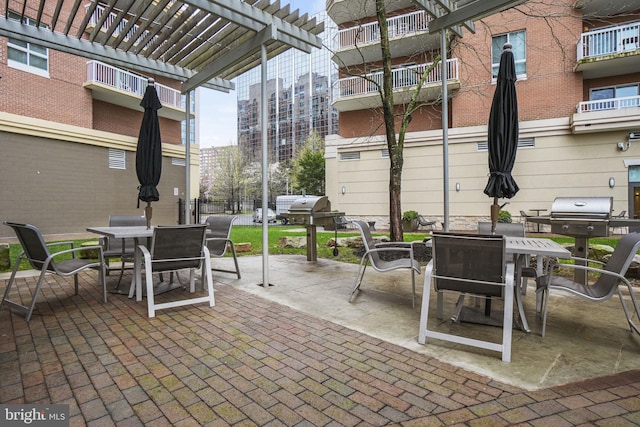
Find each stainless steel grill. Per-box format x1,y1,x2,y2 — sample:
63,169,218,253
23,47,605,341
529,197,613,284
280,196,345,261
549,196,612,237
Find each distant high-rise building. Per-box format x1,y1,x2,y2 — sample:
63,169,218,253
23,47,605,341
236,11,338,164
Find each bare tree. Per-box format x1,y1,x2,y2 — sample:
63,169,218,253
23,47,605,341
211,145,246,213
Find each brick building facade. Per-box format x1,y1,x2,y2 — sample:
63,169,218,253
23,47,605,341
326,0,640,230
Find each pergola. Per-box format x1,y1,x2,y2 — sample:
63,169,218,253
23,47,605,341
1,0,525,286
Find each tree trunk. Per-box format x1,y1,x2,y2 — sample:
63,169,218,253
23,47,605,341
376,0,404,241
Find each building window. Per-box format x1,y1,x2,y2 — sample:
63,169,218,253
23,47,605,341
591,84,639,107
7,11,49,77
492,30,526,79
108,149,126,170
181,118,196,145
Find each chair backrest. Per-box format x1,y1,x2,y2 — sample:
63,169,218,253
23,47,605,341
431,232,506,297
519,210,529,218
3,222,53,271
205,216,237,256
597,232,640,290
150,225,207,272
352,220,382,265
615,210,627,219
477,222,525,237
107,215,147,252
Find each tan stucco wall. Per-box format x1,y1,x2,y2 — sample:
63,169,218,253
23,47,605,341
0,112,201,238
326,117,637,230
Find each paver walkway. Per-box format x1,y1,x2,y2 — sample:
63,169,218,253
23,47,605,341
1,270,640,426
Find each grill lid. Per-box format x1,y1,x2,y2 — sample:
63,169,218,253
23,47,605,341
288,196,331,213
550,197,612,219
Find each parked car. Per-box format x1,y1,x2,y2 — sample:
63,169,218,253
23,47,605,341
253,208,276,223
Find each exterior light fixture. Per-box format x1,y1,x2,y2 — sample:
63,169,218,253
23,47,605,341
609,177,615,188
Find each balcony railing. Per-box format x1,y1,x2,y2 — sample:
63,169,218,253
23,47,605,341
86,60,187,110
336,10,430,50
577,21,640,60
577,95,640,112
85,3,159,51
334,58,458,100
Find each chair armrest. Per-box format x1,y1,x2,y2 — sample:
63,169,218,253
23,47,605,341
50,245,103,260
366,246,416,262
206,237,231,244
46,241,75,249
542,261,622,284
375,241,412,248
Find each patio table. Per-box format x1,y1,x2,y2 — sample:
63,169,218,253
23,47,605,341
426,236,571,333
87,226,182,301
506,236,571,332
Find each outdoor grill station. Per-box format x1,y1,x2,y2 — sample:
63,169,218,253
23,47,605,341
280,196,344,261
527,196,640,284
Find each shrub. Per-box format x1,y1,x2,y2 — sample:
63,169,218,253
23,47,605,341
498,210,512,223
402,210,419,221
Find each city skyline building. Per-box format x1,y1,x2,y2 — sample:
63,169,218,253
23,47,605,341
235,11,338,164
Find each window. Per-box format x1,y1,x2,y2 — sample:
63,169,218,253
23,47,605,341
7,11,49,77
492,30,526,79
591,84,640,109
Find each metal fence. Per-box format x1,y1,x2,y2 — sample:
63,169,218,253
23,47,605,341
179,198,274,225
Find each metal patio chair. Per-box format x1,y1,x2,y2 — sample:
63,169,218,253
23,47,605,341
1,221,106,321
102,214,146,291
477,222,537,330
612,210,628,235
417,215,437,232
519,210,536,233
418,232,515,362
204,215,241,279
349,220,422,307
138,224,214,318
536,232,640,337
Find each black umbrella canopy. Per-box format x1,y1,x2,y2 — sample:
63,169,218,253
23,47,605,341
136,80,163,227
484,43,519,230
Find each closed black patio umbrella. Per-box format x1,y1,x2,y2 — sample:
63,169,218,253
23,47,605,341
484,43,519,233
136,79,163,229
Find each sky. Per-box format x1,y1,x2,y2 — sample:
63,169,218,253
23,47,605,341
198,0,326,148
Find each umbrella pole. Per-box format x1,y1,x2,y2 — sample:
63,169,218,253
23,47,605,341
145,202,152,230
491,197,499,234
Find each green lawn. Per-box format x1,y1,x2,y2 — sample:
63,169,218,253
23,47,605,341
0,226,622,273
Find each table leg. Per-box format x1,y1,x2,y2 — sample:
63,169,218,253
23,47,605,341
128,238,143,301
514,254,531,333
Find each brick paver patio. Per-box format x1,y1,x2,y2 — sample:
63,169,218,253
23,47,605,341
1,270,640,426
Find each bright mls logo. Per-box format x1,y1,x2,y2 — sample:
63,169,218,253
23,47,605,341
1,405,69,426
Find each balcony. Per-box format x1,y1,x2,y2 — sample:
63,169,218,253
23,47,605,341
85,3,159,51
332,58,459,112
334,11,437,67
327,0,414,25
571,96,640,133
575,21,640,79
84,61,193,121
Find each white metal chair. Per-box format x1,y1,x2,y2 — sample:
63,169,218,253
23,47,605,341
418,232,515,362
137,224,214,318
349,220,422,307
536,232,640,337
1,221,106,321
204,215,241,279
